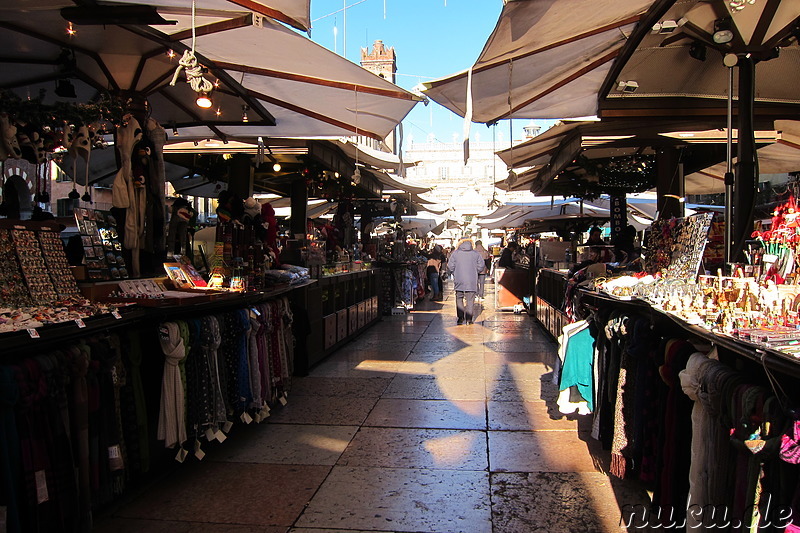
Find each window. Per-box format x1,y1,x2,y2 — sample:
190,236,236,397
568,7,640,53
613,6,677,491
56,198,77,217
438,166,449,180
54,166,72,183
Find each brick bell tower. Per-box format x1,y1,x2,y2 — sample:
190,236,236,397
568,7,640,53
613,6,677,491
360,40,397,152
360,39,396,83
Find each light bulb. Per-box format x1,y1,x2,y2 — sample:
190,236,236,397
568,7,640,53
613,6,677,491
196,92,213,109
273,163,281,172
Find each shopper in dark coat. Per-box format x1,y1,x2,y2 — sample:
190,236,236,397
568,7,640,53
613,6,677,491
448,238,485,325
498,241,518,268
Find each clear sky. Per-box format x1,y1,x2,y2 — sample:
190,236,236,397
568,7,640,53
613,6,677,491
308,0,552,149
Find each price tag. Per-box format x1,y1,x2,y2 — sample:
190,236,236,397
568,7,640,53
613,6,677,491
240,412,253,424
27,328,39,339
112,311,122,320
194,440,205,461
278,395,288,406
260,408,270,419
75,319,86,328
174,448,188,463
222,421,234,433
254,412,263,423
214,430,227,443
35,470,49,504
204,428,216,441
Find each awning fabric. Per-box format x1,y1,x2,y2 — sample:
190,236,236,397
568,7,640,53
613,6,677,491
0,1,420,142
423,1,800,123
335,140,419,173
422,0,653,122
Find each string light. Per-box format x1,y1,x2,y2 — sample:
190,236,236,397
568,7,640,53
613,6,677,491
167,49,176,59
66,22,76,36
241,105,249,122
215,107,222,117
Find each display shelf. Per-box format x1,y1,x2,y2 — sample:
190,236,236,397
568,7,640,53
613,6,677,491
579,289,800,379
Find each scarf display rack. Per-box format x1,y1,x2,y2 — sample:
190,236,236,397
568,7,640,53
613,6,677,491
0,284,304,533
552,290,800,531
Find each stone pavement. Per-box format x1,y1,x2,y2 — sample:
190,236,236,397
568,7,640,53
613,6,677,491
93,280,649,533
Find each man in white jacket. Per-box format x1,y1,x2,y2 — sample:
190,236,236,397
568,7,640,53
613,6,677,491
447,238,485,325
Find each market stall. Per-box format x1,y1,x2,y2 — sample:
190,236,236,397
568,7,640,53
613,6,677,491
0,1,426,531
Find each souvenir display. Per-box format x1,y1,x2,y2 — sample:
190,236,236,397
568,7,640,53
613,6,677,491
644,212,713,279
12,227,58,303
75,207,127,280
588,201,800,359
38,228,81,299
0,229,32,308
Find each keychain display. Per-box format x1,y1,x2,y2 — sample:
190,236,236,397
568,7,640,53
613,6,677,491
75,207,127,280
12,227,58,303
0,229,32,307
38,227,80,299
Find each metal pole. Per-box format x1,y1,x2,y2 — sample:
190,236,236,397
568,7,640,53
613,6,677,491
343,0,347,60
724,60,734,265
733,54,757,264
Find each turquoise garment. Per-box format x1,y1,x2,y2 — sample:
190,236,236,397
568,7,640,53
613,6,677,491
559,325,595,411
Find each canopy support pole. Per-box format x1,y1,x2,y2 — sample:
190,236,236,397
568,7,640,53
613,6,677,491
227,154,254,200
290,178,308,239
655,146,683,220
724,61,735,265
732,55,757,265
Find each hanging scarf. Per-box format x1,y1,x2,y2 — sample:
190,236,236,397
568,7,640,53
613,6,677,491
65,343,92,532
185,319,214,437
156,322,187,448
200,315,226,427
0,365,22,533
247,309,264,409
122,331,149,474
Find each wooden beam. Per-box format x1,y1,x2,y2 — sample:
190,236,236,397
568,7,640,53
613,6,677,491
247,88,383,140
0,56,60,65
159,89,228,143
709,0,747,50
763,14,800,49
130,47,167,92
0,72,63,90
489,48,619,123
141,68,176,96
597,0,676,100
427,15,645,87
0,21,120,92
216,61,419,101
224,1,308,32
120,24,276,125
751,0,782,45
168,14,252,42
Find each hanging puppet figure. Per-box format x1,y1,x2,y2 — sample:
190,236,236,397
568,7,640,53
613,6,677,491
112,115,144,276
0,113,21,161
166,197,195,257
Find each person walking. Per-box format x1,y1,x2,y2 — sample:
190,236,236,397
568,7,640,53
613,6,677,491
447,238,485,325
426,246,444,301
474,240,490,301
